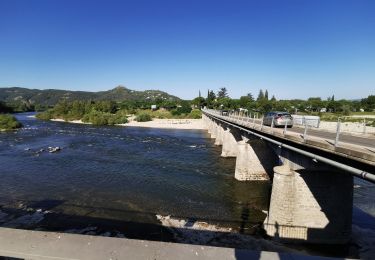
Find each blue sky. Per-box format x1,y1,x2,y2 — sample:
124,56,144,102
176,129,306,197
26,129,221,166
0,0,374,100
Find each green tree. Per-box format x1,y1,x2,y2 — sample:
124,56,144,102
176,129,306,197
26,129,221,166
361,95,375,111
192,97,205,108
257,90,264,101
307,97,323,112
206,90,216,107
246,93,254,102
0,114,22,130
257,99,272,113
0,101,13,113
239,96,254,108
217,87,229,99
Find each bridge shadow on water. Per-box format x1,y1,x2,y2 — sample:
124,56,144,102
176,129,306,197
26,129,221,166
0,198,358,259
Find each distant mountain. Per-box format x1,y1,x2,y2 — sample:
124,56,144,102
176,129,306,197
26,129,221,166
0,86,181,106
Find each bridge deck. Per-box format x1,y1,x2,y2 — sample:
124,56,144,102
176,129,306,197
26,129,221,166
203,110,375,180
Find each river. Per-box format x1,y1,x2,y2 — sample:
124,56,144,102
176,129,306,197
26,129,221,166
0,113,374,258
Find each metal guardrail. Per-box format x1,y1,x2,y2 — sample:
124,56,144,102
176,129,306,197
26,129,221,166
292,115,320,128
202,109,375,183
211,109,370,148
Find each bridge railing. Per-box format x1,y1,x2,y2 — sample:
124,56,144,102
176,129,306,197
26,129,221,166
202,108,375,183
202,109,375,148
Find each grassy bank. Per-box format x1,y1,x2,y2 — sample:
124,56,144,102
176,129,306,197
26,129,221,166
0,114,22,130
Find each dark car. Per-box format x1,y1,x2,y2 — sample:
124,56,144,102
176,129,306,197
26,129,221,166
220,110,229,116
262,112,293,127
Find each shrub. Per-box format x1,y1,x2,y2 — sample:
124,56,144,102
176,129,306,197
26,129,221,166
171,109,181,116
189,109,202,119
36,111,53,120
0,114,22,130
342,105,351,116
91,115,108,125
135,113,152,122
107,113,129,125
151,110,173,119
114,115,129,124
176,106,192,114
82,110,108,125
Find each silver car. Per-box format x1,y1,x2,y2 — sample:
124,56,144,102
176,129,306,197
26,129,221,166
262,112,293,128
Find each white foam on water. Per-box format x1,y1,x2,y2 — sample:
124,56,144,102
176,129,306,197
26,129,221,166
156,214,295,253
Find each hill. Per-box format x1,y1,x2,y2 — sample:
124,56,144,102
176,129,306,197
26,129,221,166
0,86,180,107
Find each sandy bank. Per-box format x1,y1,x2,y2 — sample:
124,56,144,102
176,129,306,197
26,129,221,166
121,118,205,130
50,118,205,130
50,118,90,124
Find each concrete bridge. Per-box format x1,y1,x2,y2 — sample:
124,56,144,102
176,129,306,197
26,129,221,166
202,109,375,244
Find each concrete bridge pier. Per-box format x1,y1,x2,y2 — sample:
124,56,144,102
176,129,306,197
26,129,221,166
202,114,210,129
234,138,274,181
210,120,219,139
206,116,212,134
214,123,224,146
264,163,353,244
221,127,240,157
207,119,217,139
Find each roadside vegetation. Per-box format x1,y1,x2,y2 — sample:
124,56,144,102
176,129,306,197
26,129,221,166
0,114,22,130
196,88,375,115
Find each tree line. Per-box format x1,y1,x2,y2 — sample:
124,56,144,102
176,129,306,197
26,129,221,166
35,99,201,125
2,88,375,117
191,87,375,115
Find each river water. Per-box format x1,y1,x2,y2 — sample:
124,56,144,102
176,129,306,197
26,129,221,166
0,113,374,258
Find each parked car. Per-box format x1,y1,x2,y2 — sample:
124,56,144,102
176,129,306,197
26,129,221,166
262,112,293,128
220,110,229,116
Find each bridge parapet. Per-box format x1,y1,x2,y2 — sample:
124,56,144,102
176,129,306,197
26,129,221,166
202,109,375,167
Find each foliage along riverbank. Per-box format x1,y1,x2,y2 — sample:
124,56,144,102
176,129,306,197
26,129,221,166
36,100,202,126
0,114,22,130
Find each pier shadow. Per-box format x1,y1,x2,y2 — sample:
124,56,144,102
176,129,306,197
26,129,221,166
0,198,358,259
0,198,265,244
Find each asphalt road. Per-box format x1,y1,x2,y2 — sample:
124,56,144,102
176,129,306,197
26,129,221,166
288,126,375,149
233,117,375,150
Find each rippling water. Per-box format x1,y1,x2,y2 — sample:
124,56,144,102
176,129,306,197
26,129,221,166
0,114,269,230
0,113,374,258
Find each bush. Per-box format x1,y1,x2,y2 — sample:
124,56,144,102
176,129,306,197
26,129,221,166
81,110,107,125
135,113,152,122
91,115,108,126
188,109,202,119
36,111,53,120
342,105,351,116
151,110,173,119
171,109,181,116
0,114,22,130
107,113,129,125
